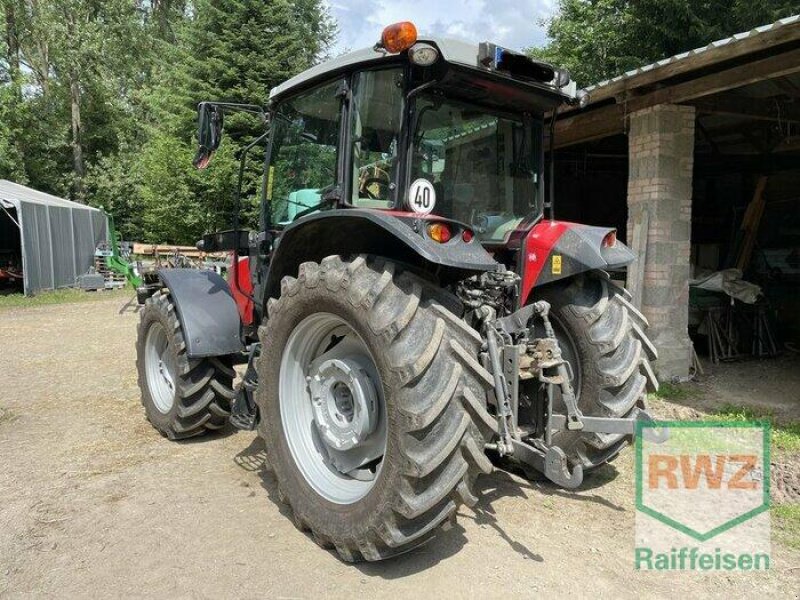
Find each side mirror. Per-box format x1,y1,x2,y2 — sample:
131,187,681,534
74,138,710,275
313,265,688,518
193,102,224,169
197,230,251,254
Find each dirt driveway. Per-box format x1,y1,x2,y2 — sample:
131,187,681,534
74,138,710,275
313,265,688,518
1,296,797,598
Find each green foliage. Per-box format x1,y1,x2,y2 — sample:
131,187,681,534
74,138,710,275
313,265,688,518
0,0,335,242
531,0,800,86
0,287,130,310
529,0,636,86
650,381,694,401
773,503,800,550
0,84,26,181
712,403,800,452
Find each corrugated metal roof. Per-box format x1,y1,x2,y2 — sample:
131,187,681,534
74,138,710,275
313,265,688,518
585,14,800,93
0,179,102,211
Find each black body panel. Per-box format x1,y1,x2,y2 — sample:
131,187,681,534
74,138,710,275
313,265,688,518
157,268,244,358
264,209,500,300
534,225,635,287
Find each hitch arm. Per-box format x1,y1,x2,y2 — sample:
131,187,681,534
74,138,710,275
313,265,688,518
485,324,516,455
549,408,669,443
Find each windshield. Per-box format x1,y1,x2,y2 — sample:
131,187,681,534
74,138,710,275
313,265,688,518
410,95,543,242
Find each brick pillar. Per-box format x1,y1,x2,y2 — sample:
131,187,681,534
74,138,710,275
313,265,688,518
627,104,695,381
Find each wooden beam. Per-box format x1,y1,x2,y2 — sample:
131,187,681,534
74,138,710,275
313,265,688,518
736,176,768,271
555,47,800,148
695,152,800,174
690,93,800,123
578,19,800,106
626,48,800,111
555,103,625,148
774,76,800,97
626,208,649,310
132,243,226,260
702,119,772,139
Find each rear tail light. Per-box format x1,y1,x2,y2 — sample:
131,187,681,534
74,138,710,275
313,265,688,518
602,230,617,248
428,222,452,243
462,229,474,243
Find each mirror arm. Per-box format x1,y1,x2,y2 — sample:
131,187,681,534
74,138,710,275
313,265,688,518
230,129,271,308
545,105,558,220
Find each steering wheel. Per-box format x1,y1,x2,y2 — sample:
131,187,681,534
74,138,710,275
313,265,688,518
471,213,500,234
361,177,390,200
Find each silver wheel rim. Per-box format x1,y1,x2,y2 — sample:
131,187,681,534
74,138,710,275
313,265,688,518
145,322,177,414
280,313,386,505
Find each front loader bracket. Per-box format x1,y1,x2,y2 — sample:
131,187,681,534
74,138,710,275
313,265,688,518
230,343,261,431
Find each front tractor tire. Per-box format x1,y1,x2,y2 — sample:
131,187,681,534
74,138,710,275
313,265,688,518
535,271,658,470
256,255,493,562
136,290,235,439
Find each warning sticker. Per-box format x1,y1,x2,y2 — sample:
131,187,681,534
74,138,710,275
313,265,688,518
552,255,562,275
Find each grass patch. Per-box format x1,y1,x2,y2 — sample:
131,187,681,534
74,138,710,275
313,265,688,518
0,287,131,310
773,503,800,550
650,382,694,401
712,403,800,453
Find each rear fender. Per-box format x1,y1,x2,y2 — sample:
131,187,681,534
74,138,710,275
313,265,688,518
520,221,634,304
157,268,244,358
265,209,499,301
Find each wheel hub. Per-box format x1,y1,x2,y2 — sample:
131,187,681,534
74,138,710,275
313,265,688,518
308,358,378,451
145,322,177,414
158,359,175,392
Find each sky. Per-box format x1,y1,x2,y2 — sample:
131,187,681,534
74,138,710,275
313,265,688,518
327,0,557,56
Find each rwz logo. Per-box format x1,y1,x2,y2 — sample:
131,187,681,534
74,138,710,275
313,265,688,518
648,453,759,490
634,421,771,571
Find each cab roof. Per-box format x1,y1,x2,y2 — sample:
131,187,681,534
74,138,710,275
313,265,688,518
269,37,574,104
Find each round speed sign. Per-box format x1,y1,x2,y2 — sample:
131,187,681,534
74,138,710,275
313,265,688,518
408,178,436,215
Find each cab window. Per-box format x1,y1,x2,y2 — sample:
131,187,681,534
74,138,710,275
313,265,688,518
349,68,404,208
267,80,342,226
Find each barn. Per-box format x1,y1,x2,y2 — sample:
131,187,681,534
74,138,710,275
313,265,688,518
551,15,800,380
0,179,108,296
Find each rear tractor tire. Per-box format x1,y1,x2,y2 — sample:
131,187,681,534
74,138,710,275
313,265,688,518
256,255,494,562
534,271,658,470
136,290,235,439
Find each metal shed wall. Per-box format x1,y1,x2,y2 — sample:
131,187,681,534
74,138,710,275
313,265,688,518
0,180,108,295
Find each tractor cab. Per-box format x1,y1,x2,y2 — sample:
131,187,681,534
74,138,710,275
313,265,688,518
197,22,583,247
264,23,580,243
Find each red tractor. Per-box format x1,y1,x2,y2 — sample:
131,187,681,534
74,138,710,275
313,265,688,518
135,22,659,561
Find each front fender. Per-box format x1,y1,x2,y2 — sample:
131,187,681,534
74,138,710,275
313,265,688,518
157,268,244,358
520,221,634,304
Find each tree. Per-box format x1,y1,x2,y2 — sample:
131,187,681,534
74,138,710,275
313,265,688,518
531,0,800,86
0,0,335,242
132,0,336,242
11,0,148,200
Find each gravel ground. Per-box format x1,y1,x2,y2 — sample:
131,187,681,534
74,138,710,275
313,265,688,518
0,296,798,598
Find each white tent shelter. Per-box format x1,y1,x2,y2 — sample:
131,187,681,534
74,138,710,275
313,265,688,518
0,180,108,295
